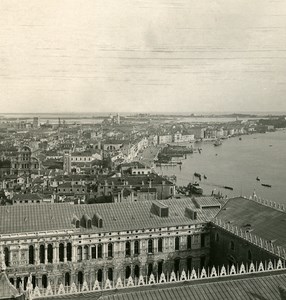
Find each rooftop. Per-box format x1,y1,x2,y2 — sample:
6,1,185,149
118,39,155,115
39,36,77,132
0,197,219,235
216,197,286,248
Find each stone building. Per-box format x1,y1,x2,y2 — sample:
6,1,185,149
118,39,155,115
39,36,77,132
1,195,286,299
0,197,219,290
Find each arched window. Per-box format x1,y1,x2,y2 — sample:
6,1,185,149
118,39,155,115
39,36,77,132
158,238,163,252
47,244,53,263
24,276,29,290
148,239,153,254
134,265,140,278
59,243,64,262
230,241,235,251
84,245,89,260
248,250,252,261
187,235,192,249
78,246,82,261
78,271,83,285
125,266,131,279
134,240,140,255
32,276,36,288
175,236,180,251
125,241,131,257
65,273,70,286
67,243,72,261
108,243,113,258
29,245,34,265
97,269,103,282
39,245,45,264
4,247,9,267
42,275,47,288
98,244,102,258
108,268,113,281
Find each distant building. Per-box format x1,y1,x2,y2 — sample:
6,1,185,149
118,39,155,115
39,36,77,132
63,150,71,174
33,117,39,129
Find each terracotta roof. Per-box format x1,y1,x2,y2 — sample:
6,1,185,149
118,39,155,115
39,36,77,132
0,197,219,234
215,197,286,248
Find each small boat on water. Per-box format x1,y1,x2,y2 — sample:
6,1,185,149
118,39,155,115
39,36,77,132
204,175,207,179
256,177,260,181
224,186,234,190
261,183,272,188
194,172,201,178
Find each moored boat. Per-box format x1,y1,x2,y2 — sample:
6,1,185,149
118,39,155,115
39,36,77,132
261,183,272,188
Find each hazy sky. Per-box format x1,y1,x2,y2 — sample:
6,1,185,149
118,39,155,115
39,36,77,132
1,0,286,113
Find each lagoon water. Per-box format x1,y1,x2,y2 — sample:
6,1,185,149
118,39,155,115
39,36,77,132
156,130,286,204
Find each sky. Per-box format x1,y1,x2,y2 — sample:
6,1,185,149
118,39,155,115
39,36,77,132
1,0,286,114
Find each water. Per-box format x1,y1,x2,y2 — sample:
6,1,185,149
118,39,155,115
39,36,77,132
156,130,286,204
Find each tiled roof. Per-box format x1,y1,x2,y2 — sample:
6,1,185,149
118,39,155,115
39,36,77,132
0,197,219,234
215,197,286,248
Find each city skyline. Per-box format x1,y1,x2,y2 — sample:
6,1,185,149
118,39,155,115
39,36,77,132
1,0,286,113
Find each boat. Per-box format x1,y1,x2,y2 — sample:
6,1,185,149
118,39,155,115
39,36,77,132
239,137,242,141
188,183,203,195
256,177,260,181
224,186,234,190
214,139,222,146
204,175,207,179
194,172,201,178
261,183,272,188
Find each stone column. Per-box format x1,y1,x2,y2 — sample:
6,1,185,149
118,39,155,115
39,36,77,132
53,243,58,263
95,244,98,259
34,245,39,265
73,245,77,262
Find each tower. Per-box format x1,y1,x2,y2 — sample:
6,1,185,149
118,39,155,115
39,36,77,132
33,117,39,129
117,113,120,125
63,150,71,174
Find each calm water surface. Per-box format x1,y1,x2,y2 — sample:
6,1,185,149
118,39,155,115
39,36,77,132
156,130,286,204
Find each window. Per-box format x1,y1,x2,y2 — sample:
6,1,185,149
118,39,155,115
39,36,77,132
108,243,113,258
108,268,113,281
75,220,80,228
230,241,235,251
91,247,96,259
134,265,140,278
125,241,131,256
174,258,180,274
39,245,45,264
42,275,47,289
4,247,9,267
97,269,103,282
175,236,180,251
29,245,34,265
200,256,206,268
78,271,83,285
187,236,192,249
98,244,103,258
148,239,153,254
158,238,163,252
125,266,131,279
65,273,70,286
67,243,72,261
148,263,153,276
134,240,140,255
59,243,64,262
47,244,53,263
